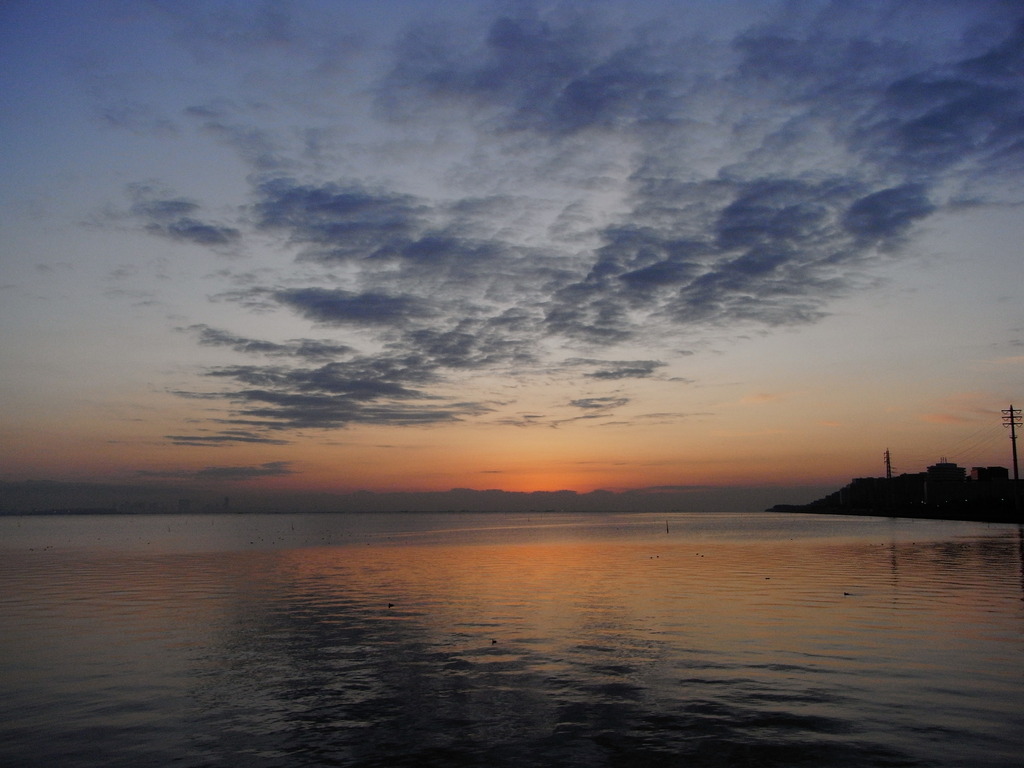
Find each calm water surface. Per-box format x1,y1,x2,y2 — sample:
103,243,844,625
1,511,1021,767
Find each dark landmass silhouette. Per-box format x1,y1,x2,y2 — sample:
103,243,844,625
770,474,1022,524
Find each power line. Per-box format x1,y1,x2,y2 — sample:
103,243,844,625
951,426,1004,464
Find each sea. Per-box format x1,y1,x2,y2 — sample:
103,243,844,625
1,511,1021,767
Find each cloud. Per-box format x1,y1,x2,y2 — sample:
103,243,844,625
274,287,432,326
127,184,241,246
250,177,554,305
843,185,935,242
566,358,666,380
379,11,673,136
730,11,1024,190
186,324,353,361
184,356,492,431
138,2,1024,444
403,320,538,370
138,461,296,480
570,397,629,411
165,430,291,447
178,296,541,434
542,175,863,337
253,178,424,262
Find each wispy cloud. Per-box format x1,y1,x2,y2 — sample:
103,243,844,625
165,430,291,447
138,461,295,480
179,357,493,432
920,392,1002,425
185,325,353,361
126,183,241,247
566,358,666,380
570,397,630,411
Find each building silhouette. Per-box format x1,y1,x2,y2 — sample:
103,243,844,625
775,458,1019,522
926,459,966,483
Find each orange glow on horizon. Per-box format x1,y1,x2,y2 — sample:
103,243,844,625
1,387,1010,502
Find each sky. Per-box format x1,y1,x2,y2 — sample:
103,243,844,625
2,0,1023,512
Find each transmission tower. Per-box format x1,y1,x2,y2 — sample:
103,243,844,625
882,448,895,510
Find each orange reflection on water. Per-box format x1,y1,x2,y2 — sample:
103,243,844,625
3,514,1022,768
264,528,1023,683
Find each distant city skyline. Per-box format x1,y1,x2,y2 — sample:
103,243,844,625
2,1,1023,510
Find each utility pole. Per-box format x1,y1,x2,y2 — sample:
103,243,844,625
883,448,893,511
1003,405,1021,518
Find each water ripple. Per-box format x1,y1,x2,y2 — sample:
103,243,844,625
1,512,1022,767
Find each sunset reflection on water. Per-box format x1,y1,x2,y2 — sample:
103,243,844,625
1,512,1021,767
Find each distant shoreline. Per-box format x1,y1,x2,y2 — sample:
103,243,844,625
4,505,1022,525
1,507,760,517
